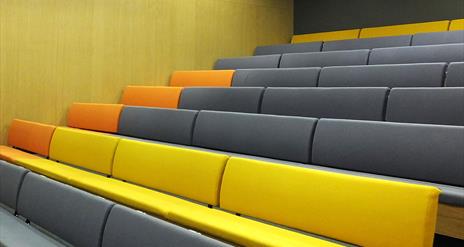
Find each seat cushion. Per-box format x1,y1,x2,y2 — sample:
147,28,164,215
0,145,41,163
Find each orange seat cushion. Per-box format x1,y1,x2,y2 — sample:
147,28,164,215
7,119,56,157
120,86,183,108
67,103,123,133
0,145,42,163
170,70,234,87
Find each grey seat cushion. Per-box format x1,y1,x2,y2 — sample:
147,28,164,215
232,68,320,87
193,111,317,163
0,161,28,211
254,42,322,55
102,205,231,247
17,173,114,247
118,106,198,145
369,43,464,64
318,63,446,87
412,30,464,46
322,35,411,51
312,119,464,187
179,87,264,113
386,88,464,126
445,62,464,87
261,87,388,121
214,55,281,69
280,49,369,68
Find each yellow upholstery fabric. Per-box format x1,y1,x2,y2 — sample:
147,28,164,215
49,127,120,175
219,157,440,247
15,156,83,183
359,20,450,38
449,19,464,31
291,29,360,43
168,206,341,247
0,145,41,163
112,139,229,206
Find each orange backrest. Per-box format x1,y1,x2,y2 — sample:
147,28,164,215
170,70,235,87
7,119,56,157
68,103,123,133
120,86,183,108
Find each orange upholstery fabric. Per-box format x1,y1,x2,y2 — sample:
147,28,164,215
6,119,56,157
170,70,234,87
67,103,123,133
0,145,41,163
121,86,183,108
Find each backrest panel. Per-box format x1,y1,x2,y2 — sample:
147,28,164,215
359,20,450,38
49,127,120,175
68,103,123,133
322,35,411,51
449,19,464,31
193,111,317,163
445,62,464,87
232,68,320,87
118,106,198,145
254,42,322,55
280,49,369,68
318,63,446,88
0,161,28,210
179,87,264,113
7,119,56,157
386,88,464,126
412,30,464,46
291,29,360,43
261,87,388,121
214,55,281,70
17,173,114,247
220,157,439,247
121,86,183,108
312,119,464,186
170,70,234,87
112,139,229,206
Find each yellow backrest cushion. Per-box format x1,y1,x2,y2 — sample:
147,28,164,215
291,29,360,43
449,19,464,31
359,20,450,38
112,139,229,206
49,127,120,175
220,157,439,247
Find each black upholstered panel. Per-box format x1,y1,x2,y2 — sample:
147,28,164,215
232,68,320,87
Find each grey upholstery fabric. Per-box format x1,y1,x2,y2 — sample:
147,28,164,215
193,111,317,163
386,88,464,126
17,173,114,247
214,55,281,70
445,62,464,87
279,49,369,68
318,63,446,87
179,87,264,113
412,30,464,46
261,87,388,121
369,43,464,64
254,42,322,55
322,35,412,51
0,161,28,210
118,106,198,145
232,68,320,87
0,206,68,247
312,119,464,187
102,205,231,247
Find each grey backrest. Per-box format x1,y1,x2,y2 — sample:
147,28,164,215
261,87,388,121
179,87,264,113
214,55,281,70
232,68,320,87
17,173,114,247
369,43,464,65
118,107,198,145
412,30,464,46
322,35,412,51
102,205,230,247
445,62,464,87
193,111,317,163
254,42,322,55
280,49,369,68
0,161,28,210
386,88,464,126
312,119,464,186
318,63,446,87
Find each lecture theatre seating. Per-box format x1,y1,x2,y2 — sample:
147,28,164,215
232,67,320,87
254,41,322,55
169,70,235,87
279,49,370,68
121,86,183,108
446,62,464,87
411,30,464,46
321,35,412,51
0,121,442,246
214,54,281,70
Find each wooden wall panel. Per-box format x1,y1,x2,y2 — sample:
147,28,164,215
0,0,293,144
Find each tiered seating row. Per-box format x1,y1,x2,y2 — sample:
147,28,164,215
291,19,464,44
0,161,230,247
0,120,443,246
215,43,464,69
